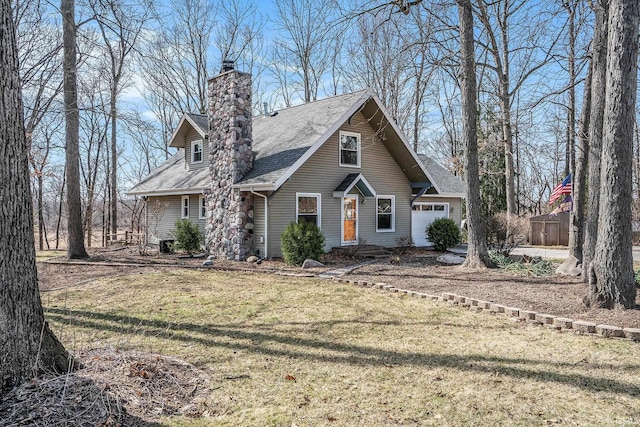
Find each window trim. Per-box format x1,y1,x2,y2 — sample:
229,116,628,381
339,131,361,168
376,195,395,232
191,140,203,164
181,195,190,219
296,192,321,229
198,195,206,219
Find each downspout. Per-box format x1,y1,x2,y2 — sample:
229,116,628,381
250,188,268,259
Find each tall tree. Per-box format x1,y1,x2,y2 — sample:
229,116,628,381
474,0,559,219
458,0,492,268
1,0,72,394
91,0,152,243
568,62,591,261
582,0,608,279
62,0,89,259
271,0,334,103
588,0,638,308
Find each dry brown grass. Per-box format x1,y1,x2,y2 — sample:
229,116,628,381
41,269,640,426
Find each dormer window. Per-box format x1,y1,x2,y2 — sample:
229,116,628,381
191,140,203,164
339,131,360,168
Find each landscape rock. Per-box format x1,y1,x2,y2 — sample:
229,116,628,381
202,259,213,266
437,254,465,265
556,255,582,276
301,259,324,268
246,256,259,263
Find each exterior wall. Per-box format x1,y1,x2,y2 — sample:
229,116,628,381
415,196,463,226
266,111,412,258
206,70,254,260
146,195,206,244
253,195,266,257
183,128,208,171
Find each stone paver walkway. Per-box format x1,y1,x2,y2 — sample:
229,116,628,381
318,259,378,279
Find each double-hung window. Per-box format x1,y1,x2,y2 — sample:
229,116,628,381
191,140,203,164
199,195,206,219
296,193,321,227
339,131,360,167
376,195,395,232
181,195,190,219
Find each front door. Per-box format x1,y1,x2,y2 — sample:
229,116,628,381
342,196,358,245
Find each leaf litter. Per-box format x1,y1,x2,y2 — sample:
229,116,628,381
0,347,213,426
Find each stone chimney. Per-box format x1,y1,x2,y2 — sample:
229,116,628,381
205,62,254,260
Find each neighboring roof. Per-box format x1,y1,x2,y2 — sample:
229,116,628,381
417,155,466,197
127,150,209,196
168,113,208,148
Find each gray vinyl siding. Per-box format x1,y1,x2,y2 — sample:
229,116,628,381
146,195,206,244
416,196,463,226
184,128,208,171
253,196,266,257
267,112,412,258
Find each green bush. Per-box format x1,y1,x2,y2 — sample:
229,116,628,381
170,219,203,254
427,218,461,252
281,221,325,266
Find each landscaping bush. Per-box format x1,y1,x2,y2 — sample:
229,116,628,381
485,212,530,256
281,221,325,266
427,218,461,252
169,219,203,254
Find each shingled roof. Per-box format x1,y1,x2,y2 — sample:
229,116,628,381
238,90,369,187
128,150,209,196
417,154,465,197
130,91,467,197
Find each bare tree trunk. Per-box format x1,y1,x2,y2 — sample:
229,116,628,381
0,0,73,393
565,0,577,179
588,0,639,309
458,0,492,269
62,0,88,259
55,166,65,250
110,96,118,240
583,0,609,279
37,173,44,251
569,62,592,261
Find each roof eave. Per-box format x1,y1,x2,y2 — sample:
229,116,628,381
126,187,208,197
232,183,276,191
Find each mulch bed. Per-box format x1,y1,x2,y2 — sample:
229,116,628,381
348,254,640,329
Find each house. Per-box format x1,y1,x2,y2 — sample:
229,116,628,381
128,64,465,259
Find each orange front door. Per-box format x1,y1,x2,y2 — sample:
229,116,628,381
343,197,357,244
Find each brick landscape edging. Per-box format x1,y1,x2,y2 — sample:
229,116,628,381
332,277,640,342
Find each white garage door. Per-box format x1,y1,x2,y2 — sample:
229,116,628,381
411,203,449,247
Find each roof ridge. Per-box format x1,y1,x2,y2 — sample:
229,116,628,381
266,89,369,114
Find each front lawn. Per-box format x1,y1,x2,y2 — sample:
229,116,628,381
42,269,640,426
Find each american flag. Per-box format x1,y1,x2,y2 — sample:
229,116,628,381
549,174,572,205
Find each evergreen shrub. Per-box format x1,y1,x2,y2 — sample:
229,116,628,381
281,221,325,266
427,218,461,252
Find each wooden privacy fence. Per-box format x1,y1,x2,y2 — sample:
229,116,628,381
107,231,143,245
529,212,569,246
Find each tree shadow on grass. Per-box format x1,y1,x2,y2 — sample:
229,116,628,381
45,307,640,399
